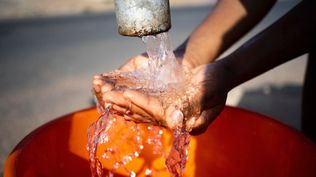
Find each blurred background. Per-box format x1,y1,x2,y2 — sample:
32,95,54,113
0,0,305,173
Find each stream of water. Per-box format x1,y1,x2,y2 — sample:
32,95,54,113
87,32,199,177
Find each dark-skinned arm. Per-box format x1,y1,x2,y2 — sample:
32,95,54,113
218,0,315,92
176,0,277,68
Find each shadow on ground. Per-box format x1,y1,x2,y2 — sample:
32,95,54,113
237,84,302,130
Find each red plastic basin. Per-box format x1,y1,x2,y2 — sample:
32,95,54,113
4,106,316,177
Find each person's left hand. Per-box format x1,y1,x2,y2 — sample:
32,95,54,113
94,63,229,135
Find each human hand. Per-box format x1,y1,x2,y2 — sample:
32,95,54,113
121,63,228,135
117,53,149,72
92,53,148,105
92,50,193,109
94,60,229,135
185,63,228,134
93,51,190,92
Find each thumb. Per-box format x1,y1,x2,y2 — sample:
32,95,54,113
189,103,224,135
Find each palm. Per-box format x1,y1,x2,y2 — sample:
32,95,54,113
93,54,227,135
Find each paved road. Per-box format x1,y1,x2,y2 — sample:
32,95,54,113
0,0,304,171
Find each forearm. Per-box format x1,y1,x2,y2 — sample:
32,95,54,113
220,0,316,91
177,0,276,68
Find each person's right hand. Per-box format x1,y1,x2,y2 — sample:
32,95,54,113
121,63,229,135
94,60,230,135
185,63,229,134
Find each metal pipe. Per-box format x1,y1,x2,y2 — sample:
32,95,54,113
114,0,171,37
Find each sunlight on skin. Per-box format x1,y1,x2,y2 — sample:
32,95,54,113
93,59,228,135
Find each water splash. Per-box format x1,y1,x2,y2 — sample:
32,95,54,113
166,130,191,177
88,32,199,177
142,33,185,86
87,106,143,177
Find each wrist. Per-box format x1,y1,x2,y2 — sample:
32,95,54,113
175,39,217,69
174,47,195,69
215,55,237,92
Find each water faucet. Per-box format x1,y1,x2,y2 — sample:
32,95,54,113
114,0,171,37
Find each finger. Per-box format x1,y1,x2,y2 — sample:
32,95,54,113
112,104,157,125
112,102,153,119
119,60,135,71
93,75,105,92
189,110,212,135
93,74,102,80
165,106,183,130
103,91,129,106
190,103,224,135
119,55,148,72
105,91,154,119
133,55,148,69
112,104,129,115
123,114,152,124
101,83,113,93
93,75,115,93
123,90,164,120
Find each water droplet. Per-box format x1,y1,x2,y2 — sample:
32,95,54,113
159,130,163,135
108,171,114,177
145,168,152,176
134,152,139,157
123,155,133,162
107,148,113,153
100,136,109,143
113,162,120,169
130,171,136,177
102,153,110,160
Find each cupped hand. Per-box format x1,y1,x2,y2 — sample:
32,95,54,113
94,56,229,135
119,63,228,135
186,63,228,135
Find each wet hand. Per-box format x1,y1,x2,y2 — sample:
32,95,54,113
94,62,229,135
118,53,149,72
119,64,228,135
92,53,149,103
187,64,228,135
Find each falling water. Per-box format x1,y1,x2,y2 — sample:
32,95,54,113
87,32,200,177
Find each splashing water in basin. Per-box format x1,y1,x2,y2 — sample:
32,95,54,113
87,32,200,177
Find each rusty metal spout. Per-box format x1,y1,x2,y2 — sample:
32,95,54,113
114,0,171,37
